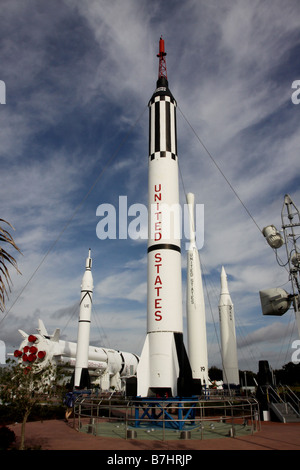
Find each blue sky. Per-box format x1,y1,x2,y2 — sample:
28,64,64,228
1,0,300,374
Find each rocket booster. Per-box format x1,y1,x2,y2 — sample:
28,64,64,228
218,266,239,385
74,249,93,388
137,38,193,398
14,318,139,391
186,192,209,386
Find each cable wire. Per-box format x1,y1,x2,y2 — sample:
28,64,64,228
0,106,147,327
178,106,262,233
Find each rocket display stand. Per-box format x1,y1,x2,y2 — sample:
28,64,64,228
133,397,198,430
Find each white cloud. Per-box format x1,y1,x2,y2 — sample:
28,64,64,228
95,266,147,304
0,0,299,373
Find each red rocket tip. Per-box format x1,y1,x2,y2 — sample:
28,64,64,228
157,36,167,58
157,37,167,82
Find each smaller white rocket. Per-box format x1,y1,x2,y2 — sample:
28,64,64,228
218,266,239,385
14,318,139,391
74,249,93,388
186,193,209,387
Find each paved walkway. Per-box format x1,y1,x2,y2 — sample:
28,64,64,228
8,419,300,450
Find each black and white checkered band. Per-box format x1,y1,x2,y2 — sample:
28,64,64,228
149,93,178,158
149,93,177,106
149,151,177,161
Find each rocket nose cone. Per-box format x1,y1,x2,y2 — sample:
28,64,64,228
186,193,195,205
220,266,229,294
85,249,92,270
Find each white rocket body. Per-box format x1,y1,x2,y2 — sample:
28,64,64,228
218,266,239,385
14,319,139,391
186,193,209,385
137,41,193,398
74,249,93,388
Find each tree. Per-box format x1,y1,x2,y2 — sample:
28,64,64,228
208,366,223,381
0,359,57,450
275,362,300,386
0,218,21,312
240,370,257,386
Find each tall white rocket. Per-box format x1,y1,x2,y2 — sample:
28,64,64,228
218,266,239,385
74,249,93,389
137,38,193,398
186,192,209,386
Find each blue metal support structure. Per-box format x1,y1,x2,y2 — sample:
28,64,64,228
134,397,198,430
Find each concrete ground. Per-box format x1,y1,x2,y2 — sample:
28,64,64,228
7,418,300,451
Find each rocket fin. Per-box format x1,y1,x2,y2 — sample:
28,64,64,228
37,319,48,337
174,332,200,396
51,328,60,342
18,329,28,339
136,335,150,397
137,332,196,397
36,319,60,341
138,332,179,397
73,367,91,390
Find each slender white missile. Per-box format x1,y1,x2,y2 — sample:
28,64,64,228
218,266,239,385
74,249,93,388
186,192,209,387
137,38,193,398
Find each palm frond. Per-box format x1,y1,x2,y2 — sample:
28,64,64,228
0,219,22,312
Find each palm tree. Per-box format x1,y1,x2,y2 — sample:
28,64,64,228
0,219,21,312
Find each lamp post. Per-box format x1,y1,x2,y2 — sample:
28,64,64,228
281,195,300,336
261,194,300,337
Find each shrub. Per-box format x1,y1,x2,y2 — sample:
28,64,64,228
0,426,16,450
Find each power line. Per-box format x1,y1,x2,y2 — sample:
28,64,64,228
178,106,262,234
176,108,269,372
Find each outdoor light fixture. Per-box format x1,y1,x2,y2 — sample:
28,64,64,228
262,225,284,249
259,288,292,316
291,253,300,268
260,194,300,337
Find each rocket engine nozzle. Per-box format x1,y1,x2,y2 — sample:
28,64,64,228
14,334,48,366
28,335,37,343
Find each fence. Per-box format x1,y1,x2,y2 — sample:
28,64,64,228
72,394,261,441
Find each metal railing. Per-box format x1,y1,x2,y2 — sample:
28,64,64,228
279,385,300,414
72,394,261,441
257,384,300,422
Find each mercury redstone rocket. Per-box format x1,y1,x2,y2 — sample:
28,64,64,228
218,266,240,385
74,249,93,388
137,38,194,398
186,192,209,387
